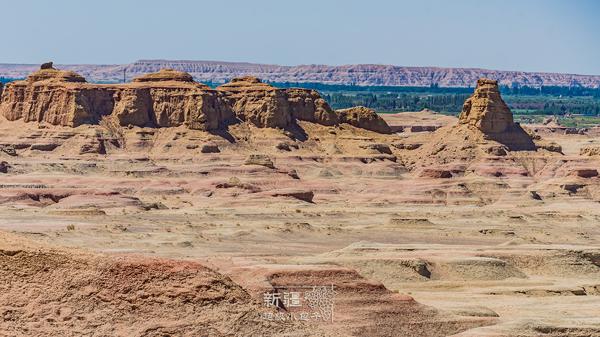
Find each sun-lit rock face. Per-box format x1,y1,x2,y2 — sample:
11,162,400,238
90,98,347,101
459,78,514,133
0,67,112,126
217,76,340,129
117,71,232,130
26,68,87,83
337,106,392,134
0,66,233,129
217,77,293,128
132,68,195,83
0,65,392,133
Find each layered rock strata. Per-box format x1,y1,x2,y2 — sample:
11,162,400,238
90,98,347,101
0,66,391,133
216,76,340,129
459,78,513,133
337,106,392,134
458,78,535,150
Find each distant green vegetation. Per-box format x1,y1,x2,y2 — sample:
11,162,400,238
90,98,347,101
0,77,21,84
320,92,600,116
271,82,600,117
322,92,471,113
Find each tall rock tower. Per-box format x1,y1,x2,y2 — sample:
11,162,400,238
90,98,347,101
459,78,514,133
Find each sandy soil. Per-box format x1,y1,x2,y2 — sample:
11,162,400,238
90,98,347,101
0,114,599,336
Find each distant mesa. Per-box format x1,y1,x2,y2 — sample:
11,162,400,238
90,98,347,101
2,60,600,87
0,63,392,134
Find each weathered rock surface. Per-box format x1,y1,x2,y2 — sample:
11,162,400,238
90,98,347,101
455,78,535,151
244,154,275,169
459,79,513,133
359,143,393,154
337,106,392,134
0,67,391,134
0,232,330,337
216,76,341,129
200,143,220,153
217,77,293,128
581,145,600,156
40,61,54,70
132,68,195,83
269,188,315,202
0,68,113,126
406,79,541,170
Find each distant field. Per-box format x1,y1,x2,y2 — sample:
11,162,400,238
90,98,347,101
314,85,600,118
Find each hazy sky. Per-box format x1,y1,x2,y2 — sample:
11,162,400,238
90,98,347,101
1,0,598,74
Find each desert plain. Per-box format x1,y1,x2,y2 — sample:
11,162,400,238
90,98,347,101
0,67,598,337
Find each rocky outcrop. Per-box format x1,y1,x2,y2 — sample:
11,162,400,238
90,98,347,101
458,78,535,151
115,70,234,130
215,77,388,131
40,61,54,70
132,68,195,83
459,79,513,133
407,79,540,170
216,76,340,129
337,106,392,134
0,67,234,130
244,154,275,169
0,68,114,126
286,88,339,126
269,188,314,202
0,65,391,134
217,77,293,128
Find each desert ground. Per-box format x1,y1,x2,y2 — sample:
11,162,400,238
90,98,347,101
0,70,599,337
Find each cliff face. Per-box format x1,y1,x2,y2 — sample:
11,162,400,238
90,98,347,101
337,106,392,134
111,70,235,130
286,88,339,126
217,77,292,128
457,78,535,150
0,67,391,133
0,70,114,126
216,76,339,129
459,78,513,133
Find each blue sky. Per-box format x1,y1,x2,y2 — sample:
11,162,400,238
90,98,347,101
1,0,598,74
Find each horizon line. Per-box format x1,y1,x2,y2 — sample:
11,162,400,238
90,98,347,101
0,59,599,78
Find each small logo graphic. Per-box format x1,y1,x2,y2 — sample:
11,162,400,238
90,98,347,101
260,285,335,322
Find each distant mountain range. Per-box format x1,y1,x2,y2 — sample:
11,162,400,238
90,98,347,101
1,60,599,88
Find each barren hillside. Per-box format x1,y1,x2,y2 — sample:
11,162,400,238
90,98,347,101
2,60,599,87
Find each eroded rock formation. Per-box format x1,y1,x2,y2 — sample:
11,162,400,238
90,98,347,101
113,69,234,130
337,106,392,134
216,76,340,129
459,79,513,133
457,78,535,150
0,66,391,133
0,68,113,126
